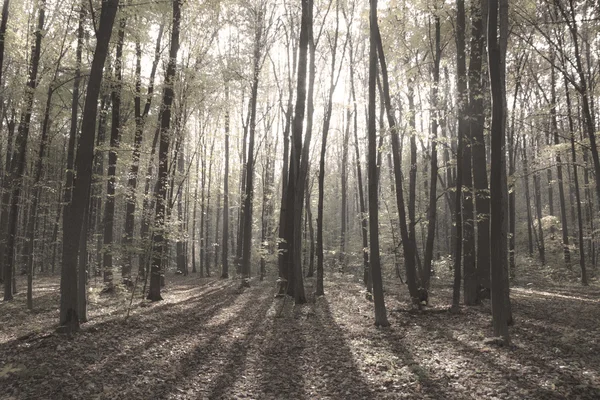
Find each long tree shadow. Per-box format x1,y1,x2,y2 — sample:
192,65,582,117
112,282,275,399
414,313,599,399
0,279,242,399
378,323,459,399
308,297,378,398
256,299,310,400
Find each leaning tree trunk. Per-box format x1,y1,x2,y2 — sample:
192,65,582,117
374,20,420,305
59,0,118,331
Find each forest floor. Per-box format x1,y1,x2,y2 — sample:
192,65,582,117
1,264,600,400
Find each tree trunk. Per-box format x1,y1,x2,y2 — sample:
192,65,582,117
550,59,571,268
374,20,419,305
488,0,510,343
3,1,45,302
123,23,163,277
147,0,181,301
565,78,587,285
282,0,311,304
102,14,126,286
221,80,230,278
367,0,389,326
468,0,491,296
422,13,440,291
60,0,118,331
317,1,344,296
521,137,534,256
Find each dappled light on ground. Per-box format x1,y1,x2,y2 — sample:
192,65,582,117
1,274,600,399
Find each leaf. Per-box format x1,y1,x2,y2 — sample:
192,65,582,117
0,364,23,378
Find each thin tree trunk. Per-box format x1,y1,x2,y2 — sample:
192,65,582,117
374,20,420,304
422,13,440,291
565,78,587,284
221,80,230,278
123,23,163,277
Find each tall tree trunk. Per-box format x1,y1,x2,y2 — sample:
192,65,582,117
60,0,118,331
147,0,181,301
565,78,587,285
24,15,71,308
240,9,263,285
205,138,215,277
367,0,389,326
521,137,534,256
317,1,344,296
102,13,126,286
374,20,420,305
221,80,230,278
350,42,368,289
468,0,491,297
422,13,440,291
452,0,468,311
3,0,45,301
283,0,310,304
550,58,571,268
123,23,163,277
488,0,510,343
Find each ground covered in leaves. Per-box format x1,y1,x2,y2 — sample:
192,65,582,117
1,268,600,399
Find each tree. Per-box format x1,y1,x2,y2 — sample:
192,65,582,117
488,0,510,343
102,10,126,286
241,1,269,287
3,0,45,301
60,0,119,331
367,0,389,327
147,0,182,301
